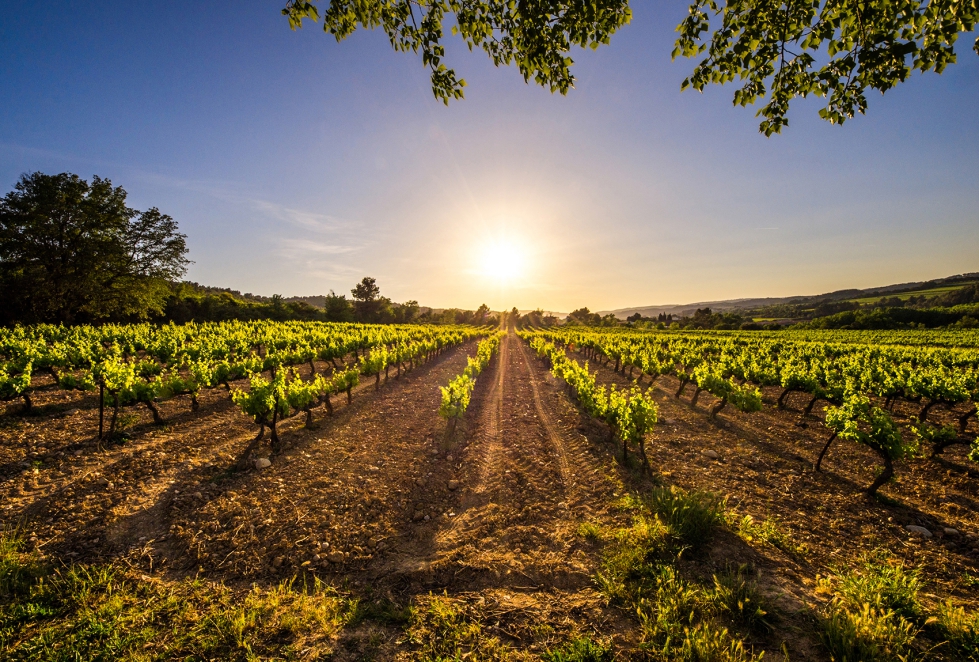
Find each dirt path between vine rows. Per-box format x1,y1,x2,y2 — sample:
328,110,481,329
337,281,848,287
332,331,632,660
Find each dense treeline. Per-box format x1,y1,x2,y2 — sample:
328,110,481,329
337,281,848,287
796,304,979,330
161,282,499,326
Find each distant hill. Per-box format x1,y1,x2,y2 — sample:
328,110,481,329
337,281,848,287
597,273,979,320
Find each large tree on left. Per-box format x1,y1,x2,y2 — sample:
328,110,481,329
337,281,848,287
0,172,189,324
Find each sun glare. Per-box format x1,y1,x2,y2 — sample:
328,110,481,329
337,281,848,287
478,239,527,285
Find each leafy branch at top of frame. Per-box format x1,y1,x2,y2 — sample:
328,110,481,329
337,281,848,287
282,0,632,104
673,0,979,134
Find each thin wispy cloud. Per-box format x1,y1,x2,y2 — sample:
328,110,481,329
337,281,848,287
276,238,362,258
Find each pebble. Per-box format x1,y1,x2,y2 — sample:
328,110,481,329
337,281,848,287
943,527,959,536
254,458,271,470
446,455,454,462
447,480,460,490
327,551,344,563
906,525,932,538
704,450,720,460
415,477,426,487
412,511,425,521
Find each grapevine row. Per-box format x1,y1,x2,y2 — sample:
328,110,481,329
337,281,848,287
0,322,488,449
438,332,505,436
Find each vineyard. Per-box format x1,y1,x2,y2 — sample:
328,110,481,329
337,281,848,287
1,322,978,660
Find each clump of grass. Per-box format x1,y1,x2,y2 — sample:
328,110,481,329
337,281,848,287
577,522,604,542
597,491,766,661
936,600,979,660
824,556,923,622
644,485,725,549
731,514,809,559
711,566,772,634
819,603,918,662
542,636,615,662
635,566,765,662
597,515,671,602
407,594,512,661
0,532,352,660
815,556,924,661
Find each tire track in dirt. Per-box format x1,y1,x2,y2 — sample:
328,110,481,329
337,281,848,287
472,327,508,496
512,335,609,518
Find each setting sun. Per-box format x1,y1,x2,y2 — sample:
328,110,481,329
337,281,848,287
478,239,528,285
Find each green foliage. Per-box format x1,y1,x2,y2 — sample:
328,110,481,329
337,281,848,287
577,521,604,542
0,364,31,401
818,602,918,662
406,595,511,661
829,558,924,621
231,372,289,426
333,367,359,393
644,485,725,549
711,567,771,633
439,333,503,422
285,370,325,413
0,172,188,324
936,600,979,660
816,557,923,661
673,0,979,134
825,395,914,461
529,337,658,460
543,637,615,662
283,0,631,105
732,514,809,559
439,373,474,421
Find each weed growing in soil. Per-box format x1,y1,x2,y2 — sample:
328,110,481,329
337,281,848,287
407,594,515,661
814,554,979,661
821,555,924,622
577,521,604,542
711,566,772,634
815,556,923,661
0,533,353,659
730,514,809,560
936,600,979,659
643,484,725,549
818,602,918,662
542,636,615,662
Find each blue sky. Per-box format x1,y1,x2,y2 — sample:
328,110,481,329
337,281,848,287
2,1,977,312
